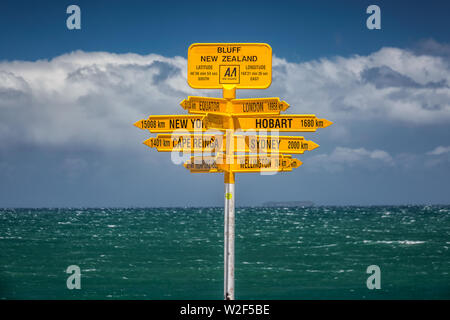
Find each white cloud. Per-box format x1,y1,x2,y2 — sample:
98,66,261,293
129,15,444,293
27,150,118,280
305,146,394,172
427,146,450,156
0,46,449,152
425,146,450,167
0,51,200,150
270,47,450,124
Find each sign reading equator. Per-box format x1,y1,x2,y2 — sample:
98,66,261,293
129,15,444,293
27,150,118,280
180,96,289,115
187,43,272,89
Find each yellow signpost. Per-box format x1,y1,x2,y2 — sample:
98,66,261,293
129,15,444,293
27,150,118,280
133,43,333,300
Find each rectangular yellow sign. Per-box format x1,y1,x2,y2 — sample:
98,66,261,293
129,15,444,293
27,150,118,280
180,97,289,115
184,154,301,173
204,114,333,132
187,43,272,89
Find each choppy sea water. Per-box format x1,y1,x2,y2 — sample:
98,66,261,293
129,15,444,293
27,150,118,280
0,206,449,299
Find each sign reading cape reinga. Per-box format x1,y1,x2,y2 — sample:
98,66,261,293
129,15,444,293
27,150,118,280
133,43,333,300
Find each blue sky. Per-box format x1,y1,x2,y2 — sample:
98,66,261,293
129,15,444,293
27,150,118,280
0,0,449,207
2,0,450,61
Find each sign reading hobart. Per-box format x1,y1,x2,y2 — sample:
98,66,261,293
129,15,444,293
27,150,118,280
188,43,272,89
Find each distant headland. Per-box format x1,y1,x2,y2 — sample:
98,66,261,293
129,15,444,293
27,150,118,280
262,201,315,207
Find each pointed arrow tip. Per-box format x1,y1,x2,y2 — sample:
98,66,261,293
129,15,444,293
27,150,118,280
281,100,290,111
292,159,302,168
134,120,144,129
322,119,333,128
310,141,320,151
180,99,187,109
143,138,153,147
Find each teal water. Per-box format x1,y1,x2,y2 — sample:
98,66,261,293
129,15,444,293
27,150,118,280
0,206,449,299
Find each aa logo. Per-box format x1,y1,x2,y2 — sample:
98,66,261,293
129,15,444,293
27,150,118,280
224,67,236,77
220,65,240,84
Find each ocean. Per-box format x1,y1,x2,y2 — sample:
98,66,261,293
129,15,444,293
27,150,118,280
0,206,449,299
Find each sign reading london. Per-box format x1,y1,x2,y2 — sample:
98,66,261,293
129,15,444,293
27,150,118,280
187,43,272,89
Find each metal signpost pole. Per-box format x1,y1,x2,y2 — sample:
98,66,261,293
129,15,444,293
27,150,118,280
224,169,235,300
223,85,236,300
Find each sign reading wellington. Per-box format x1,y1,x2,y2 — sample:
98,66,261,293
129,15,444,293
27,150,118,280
188,43,272,89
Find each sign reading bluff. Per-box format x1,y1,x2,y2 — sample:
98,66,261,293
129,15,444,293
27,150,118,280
188,43,272,89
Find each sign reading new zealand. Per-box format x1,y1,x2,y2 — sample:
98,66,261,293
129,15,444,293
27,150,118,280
187,43,272,89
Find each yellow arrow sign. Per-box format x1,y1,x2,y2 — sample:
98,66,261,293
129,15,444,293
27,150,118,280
134,115,209,133
220,154,301,173
187,43,272,89
180,97,289,115
143,134,224,153
143,134,318,154
184,156,221,173
204,114,333,132
184,154,301,173
236,135,319,154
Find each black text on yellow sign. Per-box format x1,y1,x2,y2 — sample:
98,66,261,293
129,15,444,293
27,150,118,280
143,134,319,155
204,114,333,132
184,154,302,173
187,43,272,89
134,115,209,133
180,96,289,115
